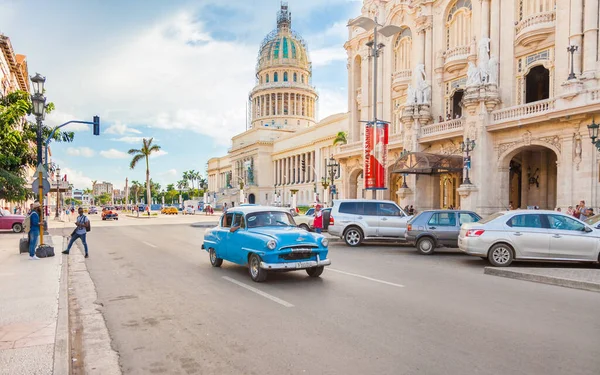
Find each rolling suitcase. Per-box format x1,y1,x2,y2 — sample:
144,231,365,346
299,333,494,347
19,236,29,254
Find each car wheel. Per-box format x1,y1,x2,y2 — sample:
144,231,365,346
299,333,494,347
299,224,310,231
209,248,223,267
344,227,363,247
488,243,514,267
416,237,435,255
12,223,23,233
248,253,267,282
306,266,324,277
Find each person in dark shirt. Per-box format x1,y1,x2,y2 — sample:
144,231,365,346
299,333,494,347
28,202,42,260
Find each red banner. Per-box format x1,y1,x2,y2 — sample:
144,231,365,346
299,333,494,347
364,122,389,190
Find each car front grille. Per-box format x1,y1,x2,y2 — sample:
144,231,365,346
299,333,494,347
279,252,313,261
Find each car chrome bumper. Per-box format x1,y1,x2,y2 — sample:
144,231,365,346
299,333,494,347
260,258,331,270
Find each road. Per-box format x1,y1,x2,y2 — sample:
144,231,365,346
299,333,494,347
66,217,600,375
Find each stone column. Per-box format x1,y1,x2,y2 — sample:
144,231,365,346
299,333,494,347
275,93,279,116
414,28,425,68
490,0,500,57
570,0,584,77
480,0,491,41
424,24,433,86
583,0,599,76
540,149,548,209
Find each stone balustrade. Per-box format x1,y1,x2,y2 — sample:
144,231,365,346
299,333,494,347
491,98,556,124
420,118,465,138
445,45,470,62
250,81,316,95
392,69,412,82
515,11,556,36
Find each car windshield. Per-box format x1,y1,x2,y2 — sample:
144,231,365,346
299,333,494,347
478,212,507,224
246,211,296,228
585,214,600,226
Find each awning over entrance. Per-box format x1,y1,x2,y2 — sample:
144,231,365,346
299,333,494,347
390,152,464,174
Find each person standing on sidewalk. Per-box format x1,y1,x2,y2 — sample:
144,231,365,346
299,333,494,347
28,202,41,260
313,204,323,234
62,207,90,258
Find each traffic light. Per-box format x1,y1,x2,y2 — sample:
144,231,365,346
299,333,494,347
93,115,100,136
301,159,306,172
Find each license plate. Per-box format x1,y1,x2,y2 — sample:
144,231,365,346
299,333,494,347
296,261,313,269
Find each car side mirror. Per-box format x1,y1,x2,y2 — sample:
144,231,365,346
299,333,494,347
230,226,240,233
584,226,593,233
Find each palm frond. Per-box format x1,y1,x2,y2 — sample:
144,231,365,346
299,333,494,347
128,148,142,155
130,154,144,170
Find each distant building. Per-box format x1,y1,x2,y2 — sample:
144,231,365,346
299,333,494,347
93,182,114,196
72,189,84,201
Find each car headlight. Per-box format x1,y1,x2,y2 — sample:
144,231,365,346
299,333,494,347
321,238,329,247
267,239,277,250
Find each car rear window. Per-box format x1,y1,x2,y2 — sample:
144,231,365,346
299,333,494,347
477,212,507,224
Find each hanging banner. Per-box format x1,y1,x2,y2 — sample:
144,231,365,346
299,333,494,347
365,122,389,189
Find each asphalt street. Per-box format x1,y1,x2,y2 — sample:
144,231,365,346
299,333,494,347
70,218,600,375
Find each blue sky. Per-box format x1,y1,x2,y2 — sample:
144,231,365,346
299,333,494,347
0,0,359,189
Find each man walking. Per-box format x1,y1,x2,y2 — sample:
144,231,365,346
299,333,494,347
28,202,42,260
62,207,90,258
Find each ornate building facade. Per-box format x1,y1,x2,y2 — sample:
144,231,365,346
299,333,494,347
338,0,600,214
209,0,600,214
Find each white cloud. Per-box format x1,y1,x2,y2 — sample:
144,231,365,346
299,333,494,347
150,150,168,159
44,110,90,132
110,136,147,144
317,87,348,120
105,122,142,135
60,167,93,190
162,168,177,177
66,147,95,157
311,46,348,67
100,149,129,159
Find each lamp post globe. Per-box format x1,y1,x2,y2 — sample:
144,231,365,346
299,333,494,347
31,94,46,117
30,73,46,95
588,118,599,142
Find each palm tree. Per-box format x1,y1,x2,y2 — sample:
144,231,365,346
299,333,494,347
128,138,161,206
130,181,142,204
91,180,97,204
333,131,347,146
183,171,192,189
193,171,202,190
177,179,189,191
166,183,175,192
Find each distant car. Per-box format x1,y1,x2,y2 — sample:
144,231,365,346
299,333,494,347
102,206,119,220
88,207,98,214
183,206,195,215
202,206,331,282
327,199,412,246
295,207,332,232
0,210,25,233
405,210,482,254
459,210,600,266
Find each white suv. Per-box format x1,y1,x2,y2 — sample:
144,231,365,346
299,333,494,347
328,199,412,246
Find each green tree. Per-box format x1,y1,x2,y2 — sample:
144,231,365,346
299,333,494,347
65,198,82,206
0,90,74,201
130,181,142,204
166,183,175,192
96,193,111,205
333,131,347,146
128,138,161,205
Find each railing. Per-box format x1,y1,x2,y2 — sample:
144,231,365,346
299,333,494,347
491,98,556,124
392,69,412,83
515,11,556,36
251,81,316,94
445,45,470,62
420,118,464,137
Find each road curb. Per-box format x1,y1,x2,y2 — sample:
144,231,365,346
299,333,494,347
125,215,157,219
53,235,70,375
191,222,219,228
484,267,600,293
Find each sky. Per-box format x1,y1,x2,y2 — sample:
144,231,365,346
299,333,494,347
0,0,360,190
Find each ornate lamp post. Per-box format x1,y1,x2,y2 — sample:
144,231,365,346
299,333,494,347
399,150,409,188
326,155,340,203
588,117,600,150
460,138,476,185
567,45,579,81
55,167,61,219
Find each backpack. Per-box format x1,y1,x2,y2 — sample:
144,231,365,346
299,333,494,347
23,214,31,233
78,215,91,232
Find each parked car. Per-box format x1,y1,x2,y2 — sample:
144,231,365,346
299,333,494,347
584,214,600,229
162,207,178,215
88,206,98,214
183,206,195,215
295,207,333,232
459,210,600,266
405,210,482,254
202,206,331,282
327,199,411,246
102,206,119,220
0,210,25,233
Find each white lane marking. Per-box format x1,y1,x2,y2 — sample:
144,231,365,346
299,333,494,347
328,268,405,288
142,241,157,248
222,276,294,308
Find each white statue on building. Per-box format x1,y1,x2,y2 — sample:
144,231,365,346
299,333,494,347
488,55,499,84
466,62,481,87
413,64,431,104
478,37,491,83
406,85,418,105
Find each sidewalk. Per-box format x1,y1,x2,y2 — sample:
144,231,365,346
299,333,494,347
485,266,600,292
0,234,68,375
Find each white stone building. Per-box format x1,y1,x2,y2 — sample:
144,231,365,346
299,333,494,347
209,0,600,214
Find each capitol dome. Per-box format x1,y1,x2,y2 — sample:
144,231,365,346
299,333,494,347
256,3,311,72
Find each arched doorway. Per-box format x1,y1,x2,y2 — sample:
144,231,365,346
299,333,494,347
439,173,460,209
451,90,464,118
525,65,550,103
348,169,364,199
248,193,256,204
504,145,557,209
390,173,403,205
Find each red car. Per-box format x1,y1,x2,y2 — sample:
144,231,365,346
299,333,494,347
0,209,25,233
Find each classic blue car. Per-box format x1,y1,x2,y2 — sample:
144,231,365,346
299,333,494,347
202,206,331,282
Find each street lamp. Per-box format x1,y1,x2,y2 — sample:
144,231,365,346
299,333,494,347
588,117,600,150
55,167,61,219
326,155,340,204
399,150,410,188
460,138,476,185
349,16,402,199
567,45,579,81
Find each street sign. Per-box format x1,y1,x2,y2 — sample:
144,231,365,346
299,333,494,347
32,178,51,195
35,163,48,178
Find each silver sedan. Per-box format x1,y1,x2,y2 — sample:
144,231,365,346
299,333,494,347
458,210,600,266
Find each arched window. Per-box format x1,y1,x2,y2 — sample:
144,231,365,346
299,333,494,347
446,0,472,52
273,40,280,59
525,65,550,103
293,73,297,82
393,27,412,72
283,37,289,58
266,74,269,83
518,0,555,21
284,72,288,81
274,72,278,82
301,75,305,83
291,42,297,58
